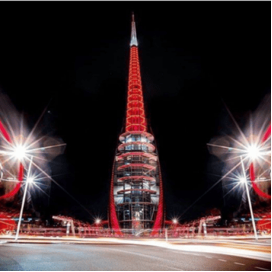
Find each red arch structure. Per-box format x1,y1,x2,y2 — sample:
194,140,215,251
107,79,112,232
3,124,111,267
0,120,24,200
108,162,123,236
150,164,164,236
249,124,271,199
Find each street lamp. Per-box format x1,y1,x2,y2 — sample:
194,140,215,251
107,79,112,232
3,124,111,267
15,155,33,241
239,177,247,184
240,156,258,240
95,218,101,225
27,177,34,184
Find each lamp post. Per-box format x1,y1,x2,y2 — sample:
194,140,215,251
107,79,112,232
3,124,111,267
95,218,101,225
240,156,258,240
15,156,33,241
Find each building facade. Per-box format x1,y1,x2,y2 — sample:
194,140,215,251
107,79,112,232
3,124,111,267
109,14,164,235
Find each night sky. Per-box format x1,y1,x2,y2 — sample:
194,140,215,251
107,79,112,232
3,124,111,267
0,2,270,223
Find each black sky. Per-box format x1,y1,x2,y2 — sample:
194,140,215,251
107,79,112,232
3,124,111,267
0,2,270,223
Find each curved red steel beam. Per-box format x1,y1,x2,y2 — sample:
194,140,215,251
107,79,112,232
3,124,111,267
262,124,271,143
108,161,123,236
151,162,164,236
0,120,24,200
0,121,11,143
249,124,271,199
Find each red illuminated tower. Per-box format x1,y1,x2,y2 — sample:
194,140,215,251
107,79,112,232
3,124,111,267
109,14,164,235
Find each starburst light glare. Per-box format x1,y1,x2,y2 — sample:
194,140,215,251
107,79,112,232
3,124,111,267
12,145,27,160
27,177,34,184
172,218,178,224
95,218,101,224
239,177,247,184
246,144,261,160
0,105,64,201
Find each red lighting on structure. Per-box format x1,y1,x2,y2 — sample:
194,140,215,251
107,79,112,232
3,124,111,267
0,120,24,200
0,212,16,233
151,164,164,236
109,14,164,235
249,124,271,199
109,162,123,236
125,45,147,132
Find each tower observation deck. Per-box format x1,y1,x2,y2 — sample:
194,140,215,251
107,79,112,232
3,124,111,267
109,14,164,235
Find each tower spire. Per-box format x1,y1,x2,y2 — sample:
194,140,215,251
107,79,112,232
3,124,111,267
109,13,164,235
130,12,138,46
126,13,146,132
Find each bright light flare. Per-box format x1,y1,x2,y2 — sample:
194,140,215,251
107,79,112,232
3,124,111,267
12,145,27,160
172,218,178,224
27,177,35,184
246,144,261,160
239,177,247,184
95,218,101,224
221,169,252,199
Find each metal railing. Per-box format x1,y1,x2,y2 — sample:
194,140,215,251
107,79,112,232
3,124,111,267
4,225,270,239
116,159,157,168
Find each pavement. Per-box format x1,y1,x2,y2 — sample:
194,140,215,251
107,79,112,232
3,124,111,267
0,242,271,271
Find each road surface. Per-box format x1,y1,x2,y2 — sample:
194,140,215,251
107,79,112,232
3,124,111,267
0,243,270,271
169,238,271,254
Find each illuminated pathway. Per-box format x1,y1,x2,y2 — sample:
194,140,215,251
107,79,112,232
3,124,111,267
0,242,270,270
